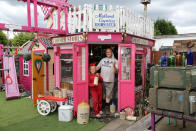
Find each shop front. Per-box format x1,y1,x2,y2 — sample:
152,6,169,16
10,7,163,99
52,32,154,113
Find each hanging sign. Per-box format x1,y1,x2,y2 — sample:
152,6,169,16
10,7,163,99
131,37,149,46
98,34,112,41
52,35,84,44
35,59,42,73
93,11,118,30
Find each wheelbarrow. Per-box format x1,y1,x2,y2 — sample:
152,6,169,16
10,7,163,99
35,95,73,116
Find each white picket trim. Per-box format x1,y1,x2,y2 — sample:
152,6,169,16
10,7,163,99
52,4,154,39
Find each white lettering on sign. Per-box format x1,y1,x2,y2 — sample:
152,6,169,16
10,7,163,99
93,11,118,30
189,96,196,103
98,34,112,41
191,69,196,76
59,44,73,50
53,35,84,44
132,37,149,46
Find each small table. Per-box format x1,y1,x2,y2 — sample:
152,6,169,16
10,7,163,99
149,108,196,131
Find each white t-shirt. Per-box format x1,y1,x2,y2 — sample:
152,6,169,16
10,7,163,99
97,57,118,82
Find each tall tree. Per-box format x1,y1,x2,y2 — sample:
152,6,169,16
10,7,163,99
154,19,178,36
0,30,8,46
11,32,35,46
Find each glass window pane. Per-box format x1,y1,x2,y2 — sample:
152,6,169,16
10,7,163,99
60,54,73,88
77,47,85,81
60,54,73,60
121,48,131,80
24,70,28,75
23,60,29,75
135,54,143,86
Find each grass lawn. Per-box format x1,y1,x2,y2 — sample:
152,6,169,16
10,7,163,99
0,92,105,131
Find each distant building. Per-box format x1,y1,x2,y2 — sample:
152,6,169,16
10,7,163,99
159,46,172,51
154,33,196,51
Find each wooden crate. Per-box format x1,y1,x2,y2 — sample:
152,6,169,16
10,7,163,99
150,66,196,90
60,82,73,90
149,88,196,115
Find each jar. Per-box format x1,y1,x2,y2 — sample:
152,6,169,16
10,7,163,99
94,76,99,86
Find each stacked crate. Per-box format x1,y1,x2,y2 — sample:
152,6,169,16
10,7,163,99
149,66,196,115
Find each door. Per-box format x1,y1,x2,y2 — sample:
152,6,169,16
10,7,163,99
32,51,44,106
118,44,136,111
135,48,147,91
135,49,147,114
73,43,88,112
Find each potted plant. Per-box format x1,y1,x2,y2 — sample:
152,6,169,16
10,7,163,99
23,53,31,61
42,53,51,62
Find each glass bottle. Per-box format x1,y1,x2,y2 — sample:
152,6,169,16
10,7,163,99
93,76,99,86
175,52,181,66
158,59,161,66
187,49,194,65
160,52,168,67
168,49,175,67
182,53,186,66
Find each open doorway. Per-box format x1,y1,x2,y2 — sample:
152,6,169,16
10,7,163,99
89,44,118,65
88,44,119,116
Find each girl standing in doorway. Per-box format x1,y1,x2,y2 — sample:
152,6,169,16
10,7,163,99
89,64,103,117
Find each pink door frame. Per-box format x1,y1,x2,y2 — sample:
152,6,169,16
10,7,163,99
73,43,89,113
118,44,136,112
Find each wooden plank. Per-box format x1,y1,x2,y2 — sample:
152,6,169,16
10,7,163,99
126,113,162,131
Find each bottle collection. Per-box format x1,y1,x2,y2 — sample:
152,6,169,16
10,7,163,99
159,49,194,67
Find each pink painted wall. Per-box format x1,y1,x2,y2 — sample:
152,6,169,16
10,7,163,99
19,56,32,91
0,44,3,60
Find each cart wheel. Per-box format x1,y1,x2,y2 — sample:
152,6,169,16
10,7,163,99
50,101,57,112
37,100,51,116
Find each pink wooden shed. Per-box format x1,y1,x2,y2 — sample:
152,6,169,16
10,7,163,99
18,37,55,95
52,32,155,113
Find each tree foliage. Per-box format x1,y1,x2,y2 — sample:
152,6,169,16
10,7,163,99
11,32,35,46
0,30,8,46
154,19,178,36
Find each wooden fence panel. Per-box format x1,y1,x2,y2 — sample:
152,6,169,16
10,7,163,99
152,51,169,65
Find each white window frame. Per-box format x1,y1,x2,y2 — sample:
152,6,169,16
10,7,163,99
23,60,29,76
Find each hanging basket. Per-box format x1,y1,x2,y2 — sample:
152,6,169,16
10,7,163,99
42,53,51,62
23,53,31,61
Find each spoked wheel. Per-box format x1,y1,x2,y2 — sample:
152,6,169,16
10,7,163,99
49,101,57,112
37,100,51,116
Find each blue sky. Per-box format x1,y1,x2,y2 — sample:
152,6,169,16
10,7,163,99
0,0,196,36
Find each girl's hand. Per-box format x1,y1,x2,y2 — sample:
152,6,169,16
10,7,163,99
96,73,99,77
